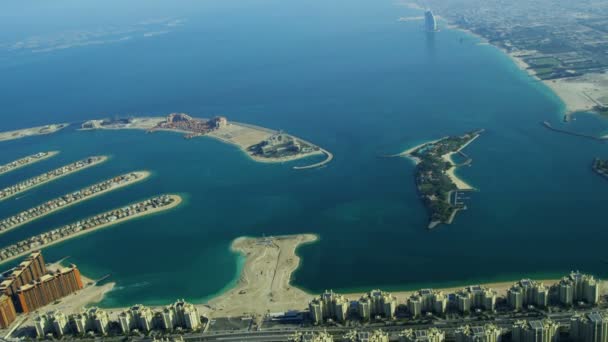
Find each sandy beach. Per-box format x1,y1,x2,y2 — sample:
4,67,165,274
0,195,183,265
440,134,480,191
0,151,60,176
0,171,151,235
0,124,69,142
0,156,109,202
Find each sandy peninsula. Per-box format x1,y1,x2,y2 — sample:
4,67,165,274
206,234,318,318
0,123,69,142
0,171,151,235
0,151,59,176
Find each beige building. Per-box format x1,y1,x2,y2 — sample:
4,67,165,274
570,312,608,342
557,272,600,306
407,289,448,317
512,320,559,342
343,329,389,342
455,286,497,313
455,324,502,342
357,289,396,320
508,279,549,310
119,304,154,333
399,328,445,342
309,290,349,323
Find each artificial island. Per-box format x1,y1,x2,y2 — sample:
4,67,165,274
0,124,69,142
0,171,150,235
399,130,483,229
0,156,108,202
0,152,59,176
0,238,606,342
82,113,333,170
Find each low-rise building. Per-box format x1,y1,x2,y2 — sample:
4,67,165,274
343,329,389,342
290,330,334,342
455,324,502,342
399,328,445,342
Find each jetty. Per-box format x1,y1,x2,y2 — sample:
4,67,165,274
0,171,150,234
542,121,608,141
0,194,182,265
0,156,108,201
0,151,59,176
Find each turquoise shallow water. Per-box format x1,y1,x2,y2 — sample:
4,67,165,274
1,0,608,307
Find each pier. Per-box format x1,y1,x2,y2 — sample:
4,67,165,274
542,121,608,141
0,151,59,176
0,194,182,265
0,171,150,234
0,156,108,201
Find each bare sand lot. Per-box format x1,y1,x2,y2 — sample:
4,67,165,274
0,124,68,142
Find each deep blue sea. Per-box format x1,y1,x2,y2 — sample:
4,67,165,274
1,0,608,307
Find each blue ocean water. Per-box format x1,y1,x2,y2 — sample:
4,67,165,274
1,0,608,307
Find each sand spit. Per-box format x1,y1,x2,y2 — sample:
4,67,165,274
0,124,69,142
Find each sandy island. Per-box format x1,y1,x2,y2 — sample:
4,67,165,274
0,171,151,235
0,151,60,176
0,156,109,202
82,116,333,169
0,124,69,142
0,195,182,265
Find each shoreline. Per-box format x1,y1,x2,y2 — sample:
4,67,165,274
44,233,585,321
0,155,109,202
0,171,151,235
445,23,606,118
441,133,480,191
0,195,183,265
0,151,60,176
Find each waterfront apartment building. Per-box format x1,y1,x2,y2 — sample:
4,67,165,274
157,299,201,331
570,312,608,342
343,329,389,342
399,328,445,342
512,320,559,342
309,290,349,324
119,304,154,333
407,289,448,317
289,331,335,342
455,324,502,342
507,279,549,310
0,294,16,329
16,264,83,313
36,307,111,337
454,286,497,313
557,272,600,306
357,289,396,320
